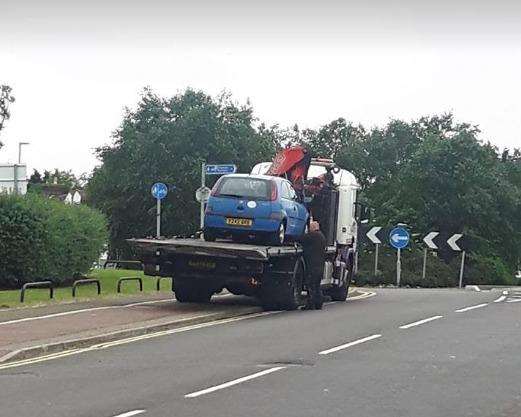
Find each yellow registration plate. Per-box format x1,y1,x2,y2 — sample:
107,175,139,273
226,217,253,227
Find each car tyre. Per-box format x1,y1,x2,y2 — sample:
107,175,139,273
203,229,216,242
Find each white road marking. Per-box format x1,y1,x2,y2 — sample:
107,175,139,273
348,291,376,301
0,299,173,326
507,299,521,303
318,334,382,355
325,290,376,306
494,296,507,303
455,303,488,313
185,366,285,398
113,410,146,417
0,311,282,370
399,315,443,329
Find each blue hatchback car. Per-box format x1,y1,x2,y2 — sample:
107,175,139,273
204,174,309,245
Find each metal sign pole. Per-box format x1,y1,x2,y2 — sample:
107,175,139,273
13,164,18,195
200,162,206,231
422,248,427,280
374,243,379,276
156,198,161,238
397,248,401,287
459,251,466,289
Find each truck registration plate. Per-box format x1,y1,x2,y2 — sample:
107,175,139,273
226,218,252,226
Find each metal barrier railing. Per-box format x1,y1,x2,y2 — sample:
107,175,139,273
20,281,54,303
156,277,172,291
72,279,101,297
117,276,143,293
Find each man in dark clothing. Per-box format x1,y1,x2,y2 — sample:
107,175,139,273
299,221,326,310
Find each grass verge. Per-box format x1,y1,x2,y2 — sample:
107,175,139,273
0,269,172,309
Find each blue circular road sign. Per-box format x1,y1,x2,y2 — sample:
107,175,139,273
151,182,168,200
389,227,410,249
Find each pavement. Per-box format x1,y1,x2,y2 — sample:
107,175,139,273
0,287,519,417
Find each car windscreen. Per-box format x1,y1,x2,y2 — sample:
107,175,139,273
215,177,271,200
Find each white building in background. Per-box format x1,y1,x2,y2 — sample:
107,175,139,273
0,164,28,194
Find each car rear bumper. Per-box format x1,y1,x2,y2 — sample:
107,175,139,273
204,214,280,234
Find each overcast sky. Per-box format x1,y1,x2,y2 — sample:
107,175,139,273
1,0,521,175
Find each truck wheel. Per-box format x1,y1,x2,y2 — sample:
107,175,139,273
174,278,213,303
329,261,353,302
260,257,304,310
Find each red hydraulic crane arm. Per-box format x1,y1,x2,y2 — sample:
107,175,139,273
266,146,312,190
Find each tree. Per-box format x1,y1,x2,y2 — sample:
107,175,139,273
0,85,15,148
87,88,281,257
303,113,521,283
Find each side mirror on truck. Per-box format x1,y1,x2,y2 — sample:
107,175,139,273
354,202,371,224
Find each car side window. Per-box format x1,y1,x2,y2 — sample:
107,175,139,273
281,182,292,200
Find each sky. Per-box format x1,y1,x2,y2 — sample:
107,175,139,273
1,0,521,175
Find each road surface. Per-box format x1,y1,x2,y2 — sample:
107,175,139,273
0,288,519,417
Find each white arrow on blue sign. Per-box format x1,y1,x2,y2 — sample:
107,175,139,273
205,164,237,175
389,227,410,249
151,182,168,200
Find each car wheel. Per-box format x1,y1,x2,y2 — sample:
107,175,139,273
203,230,216,242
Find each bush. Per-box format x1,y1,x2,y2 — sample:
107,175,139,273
0,194,107,289
354,245,513,287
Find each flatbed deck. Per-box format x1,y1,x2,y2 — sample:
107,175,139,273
128,237,306,261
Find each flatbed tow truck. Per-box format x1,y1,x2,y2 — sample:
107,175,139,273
129,149,364,311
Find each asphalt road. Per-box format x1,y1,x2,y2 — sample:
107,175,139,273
0,288,519,417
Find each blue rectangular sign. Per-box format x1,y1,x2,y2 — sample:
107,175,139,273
205,164,237,175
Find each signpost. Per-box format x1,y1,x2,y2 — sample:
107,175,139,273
422,231,439,280
200,163,237,231
195,186,211,203
366,226,383,276
447,233,465,288
151,182,168,238
205,164,237,176
389,227,410,286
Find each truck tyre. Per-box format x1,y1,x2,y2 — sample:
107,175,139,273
260,257,304,310
174,278,213,303
329,260,353,302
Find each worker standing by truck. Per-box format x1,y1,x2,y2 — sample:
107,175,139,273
300,220,326,310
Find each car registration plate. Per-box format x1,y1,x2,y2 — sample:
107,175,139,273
226,217,253,226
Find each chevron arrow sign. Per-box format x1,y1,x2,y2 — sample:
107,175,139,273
423,232,440,250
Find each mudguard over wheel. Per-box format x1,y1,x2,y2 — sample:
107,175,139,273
174,278,213,303
260,257,305,310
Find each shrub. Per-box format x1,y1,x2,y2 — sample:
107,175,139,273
354,245,512,287
0,194,107,289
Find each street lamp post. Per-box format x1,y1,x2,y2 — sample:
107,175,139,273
18,142,30,164
14,142,30,194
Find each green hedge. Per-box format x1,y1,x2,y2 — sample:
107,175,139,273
0,194,107,289
355,245,516,287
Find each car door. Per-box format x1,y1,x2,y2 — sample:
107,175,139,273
280,181,299,235
286,182,308,233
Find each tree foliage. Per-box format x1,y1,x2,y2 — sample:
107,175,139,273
28,169,81,190
300,114,521,282
0,84,15,148
87,87,520,284
87,88,279,257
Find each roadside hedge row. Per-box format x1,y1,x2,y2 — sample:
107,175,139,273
0,194,107,289
354,245,519,287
